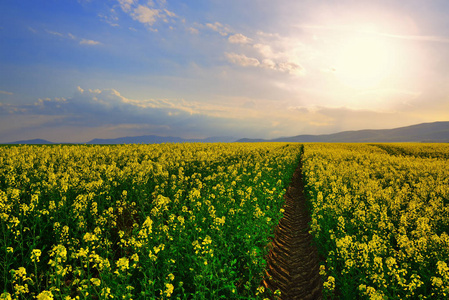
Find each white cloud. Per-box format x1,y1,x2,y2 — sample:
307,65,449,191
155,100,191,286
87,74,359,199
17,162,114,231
118,0,135,12
225,52,260,67
80,39,101,45
276,61,305,75
116,0,176,29
98,10,120,27
132,5,160,26
0,90,13,95
225,52,304,75
228,33,251,44
206,22,220,31
379,32,449,43
46,30,63,36
188,27,199,34
254,43,274,58
297,23,449,44
44,29,102,46
224,30,307,76
206,22,230,36
261,59,276,69
164,9,176,18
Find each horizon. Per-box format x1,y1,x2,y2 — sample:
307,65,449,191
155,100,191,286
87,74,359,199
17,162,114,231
4,120,448,144
2,1,449,143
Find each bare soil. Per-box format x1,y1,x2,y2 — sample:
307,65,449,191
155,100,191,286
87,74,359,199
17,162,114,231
263,161,323,299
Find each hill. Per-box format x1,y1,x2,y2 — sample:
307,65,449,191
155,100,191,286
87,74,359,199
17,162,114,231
5,138,55,144
87,135,236,144
5,122,449,144
237,121,449,143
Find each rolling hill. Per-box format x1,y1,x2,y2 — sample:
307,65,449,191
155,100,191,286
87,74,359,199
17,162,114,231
237,121,449,143
4,122,449,144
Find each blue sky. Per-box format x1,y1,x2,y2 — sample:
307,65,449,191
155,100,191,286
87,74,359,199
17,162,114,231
1,0,449,142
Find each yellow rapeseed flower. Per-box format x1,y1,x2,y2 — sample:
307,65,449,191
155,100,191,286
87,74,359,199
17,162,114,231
90,278,101,287
116,257,129,273
31,249,41,263
36,290,53,300
164,283,174,297
0,292,12,300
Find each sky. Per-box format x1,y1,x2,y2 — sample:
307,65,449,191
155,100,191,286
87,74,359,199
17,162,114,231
1,0,449,143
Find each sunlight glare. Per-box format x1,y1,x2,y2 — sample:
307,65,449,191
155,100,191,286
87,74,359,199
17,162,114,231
334,34,394,89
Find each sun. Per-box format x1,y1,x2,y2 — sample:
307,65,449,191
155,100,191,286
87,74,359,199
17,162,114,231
333,34,394,89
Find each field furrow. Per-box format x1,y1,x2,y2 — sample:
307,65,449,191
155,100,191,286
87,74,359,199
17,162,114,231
263,161,322,300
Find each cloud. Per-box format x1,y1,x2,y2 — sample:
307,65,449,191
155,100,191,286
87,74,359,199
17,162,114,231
378,33,449,43
164,9,176,18
46,30,64,36
188,27,199,34
228,33,251,44
261,59,276,69
285,105,426,133
276,62,304,75
116,0,177,28
225,52,305,75
261,59,304,75
225,52,260,67
80,39,101,45
118,0,135,12
0,90,13,95
206,22,231,36
0,86,313,141
252,34,308,75
44,29,102,46
98,9,120,27
1,85,445,143
298,24,449,44
132,5,160,26
223,29,307,76
253,43,274,58
0,87,227,129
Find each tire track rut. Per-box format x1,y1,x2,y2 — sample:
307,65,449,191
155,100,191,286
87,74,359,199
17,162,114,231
263,160,322,299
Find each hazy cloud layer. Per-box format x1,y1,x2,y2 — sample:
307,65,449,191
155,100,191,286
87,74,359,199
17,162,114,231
0,87,265,142
0,86,439,143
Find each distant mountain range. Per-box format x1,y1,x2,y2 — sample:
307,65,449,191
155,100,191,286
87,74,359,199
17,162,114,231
4,121,449,144
5,138,56,144
86,135,237,144
237,121,449,143
4,136,237,144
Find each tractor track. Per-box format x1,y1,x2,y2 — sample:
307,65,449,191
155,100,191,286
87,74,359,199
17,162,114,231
263,160,322,299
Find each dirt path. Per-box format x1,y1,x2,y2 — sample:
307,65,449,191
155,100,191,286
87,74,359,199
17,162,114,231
263,161,322,299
